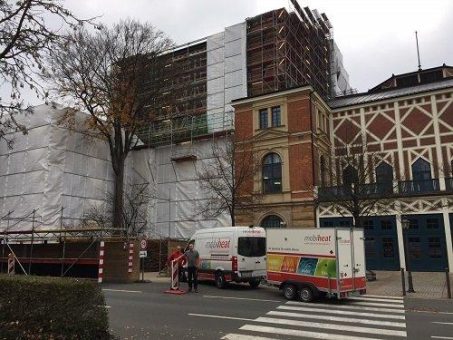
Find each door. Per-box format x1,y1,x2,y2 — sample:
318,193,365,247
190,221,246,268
362,216,400,271
404,214,447,272
237,236,266,273
320,216,400,271
337,229,354,291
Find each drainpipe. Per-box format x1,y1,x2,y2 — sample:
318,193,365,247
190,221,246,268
309,90,317,227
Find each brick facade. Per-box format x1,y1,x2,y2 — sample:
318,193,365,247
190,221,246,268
232,87,330,228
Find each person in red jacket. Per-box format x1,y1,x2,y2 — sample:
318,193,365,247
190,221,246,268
167,246,186,282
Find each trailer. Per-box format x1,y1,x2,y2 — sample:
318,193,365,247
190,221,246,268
266,228,366,302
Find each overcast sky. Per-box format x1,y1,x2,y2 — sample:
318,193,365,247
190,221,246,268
63,0,453,93
4,0,452,106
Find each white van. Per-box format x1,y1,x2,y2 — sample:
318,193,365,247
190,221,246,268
188,226,266,289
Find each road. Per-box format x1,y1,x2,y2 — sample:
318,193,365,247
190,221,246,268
103,281,453,340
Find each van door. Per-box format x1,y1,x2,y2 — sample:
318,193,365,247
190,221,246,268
353,229,366,290
237,236,266,276
337,229,354,292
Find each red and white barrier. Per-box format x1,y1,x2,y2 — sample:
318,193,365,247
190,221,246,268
7,253,15,276
128,242,134,273
98,241,105,283
164,255,185,295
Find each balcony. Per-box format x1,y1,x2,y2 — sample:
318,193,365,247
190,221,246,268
317,186,351,201
318,183,394,202
398,179,440,195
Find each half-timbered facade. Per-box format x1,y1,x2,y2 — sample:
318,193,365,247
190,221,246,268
320,65,453,272
233,65,453,272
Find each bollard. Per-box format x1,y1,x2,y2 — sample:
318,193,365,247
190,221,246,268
400,268,406,297
7,253,15,276
446,267,452,299
407,270,415,293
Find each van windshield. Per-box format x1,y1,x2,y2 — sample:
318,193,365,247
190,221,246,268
238,237,266,257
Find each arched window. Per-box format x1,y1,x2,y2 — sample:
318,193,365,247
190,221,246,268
412,158,432,181
260,215,284,228
376,162,393,193
343,166,358,185
412,158,433,192
320,155,327,187
262,153,282,194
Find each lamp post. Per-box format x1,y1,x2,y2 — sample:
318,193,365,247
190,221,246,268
402,217,415,293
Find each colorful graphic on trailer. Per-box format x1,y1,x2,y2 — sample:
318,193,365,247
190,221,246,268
268,254,336,277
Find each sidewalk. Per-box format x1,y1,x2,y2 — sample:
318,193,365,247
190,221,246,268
367,271,453,299
143,271,170,283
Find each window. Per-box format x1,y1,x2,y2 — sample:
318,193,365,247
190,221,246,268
428,237,442,258
408,237,421,259
382,238,395,258
409,219,419,230
376,162,393,193
271,106,281,127
261,215,284,228
343,166,358,185
363,219,374,230
365,238,376,257
238,237,266,257
427,218,439,229
320,155,327,187
412,158,432,181
381,220,393,230
262,153,282,194
259,109,268,129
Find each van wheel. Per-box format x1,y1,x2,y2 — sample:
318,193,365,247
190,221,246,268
215,272,226,289
283,284,297,300
299,286,315,303
249,279,260,289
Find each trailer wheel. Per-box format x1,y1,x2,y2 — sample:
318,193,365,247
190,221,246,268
283,284,297,300
249,279,260,289
299,286,315,303
215,272,226,289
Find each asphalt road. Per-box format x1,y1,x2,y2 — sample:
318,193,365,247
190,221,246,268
103,281,453,340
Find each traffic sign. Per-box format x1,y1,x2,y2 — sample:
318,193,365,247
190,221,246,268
140,238,147,250
139,250,147,258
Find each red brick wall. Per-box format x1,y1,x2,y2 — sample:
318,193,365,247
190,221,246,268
234,106,253,140
287,97,311,133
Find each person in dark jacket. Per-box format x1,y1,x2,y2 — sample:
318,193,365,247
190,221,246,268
184,243,200,293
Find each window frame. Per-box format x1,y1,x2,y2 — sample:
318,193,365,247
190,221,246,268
262,153,282,194
271,106,281,127
259,108,268,129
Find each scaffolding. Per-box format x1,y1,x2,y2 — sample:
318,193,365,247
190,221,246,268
136,110,234,147
141,41,208,129
0,209,126,277
246,5,332,98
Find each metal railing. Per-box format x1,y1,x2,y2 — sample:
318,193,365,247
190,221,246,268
398,179,440,195
136,110,234,147
318,179,446,202
445,177,453,192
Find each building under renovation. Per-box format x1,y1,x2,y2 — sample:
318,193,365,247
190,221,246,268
0,2,353,277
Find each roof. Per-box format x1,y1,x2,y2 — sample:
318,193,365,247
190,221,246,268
368,64,453,93
328,78,453,109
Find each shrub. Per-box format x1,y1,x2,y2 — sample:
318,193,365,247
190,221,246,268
0,275,111,339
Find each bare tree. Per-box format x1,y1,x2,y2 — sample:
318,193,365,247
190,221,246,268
318,143,397,228
44,20,172,230
196,133,260,225
0,0,92,148
83,182,152,237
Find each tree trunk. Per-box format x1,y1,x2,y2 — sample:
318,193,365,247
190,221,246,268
113,157,125,233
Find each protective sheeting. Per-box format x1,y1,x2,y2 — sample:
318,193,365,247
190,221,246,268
138,139,231,240
206,22,247,133
330,39,354,97
0,104,113,231
0,105,232,239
